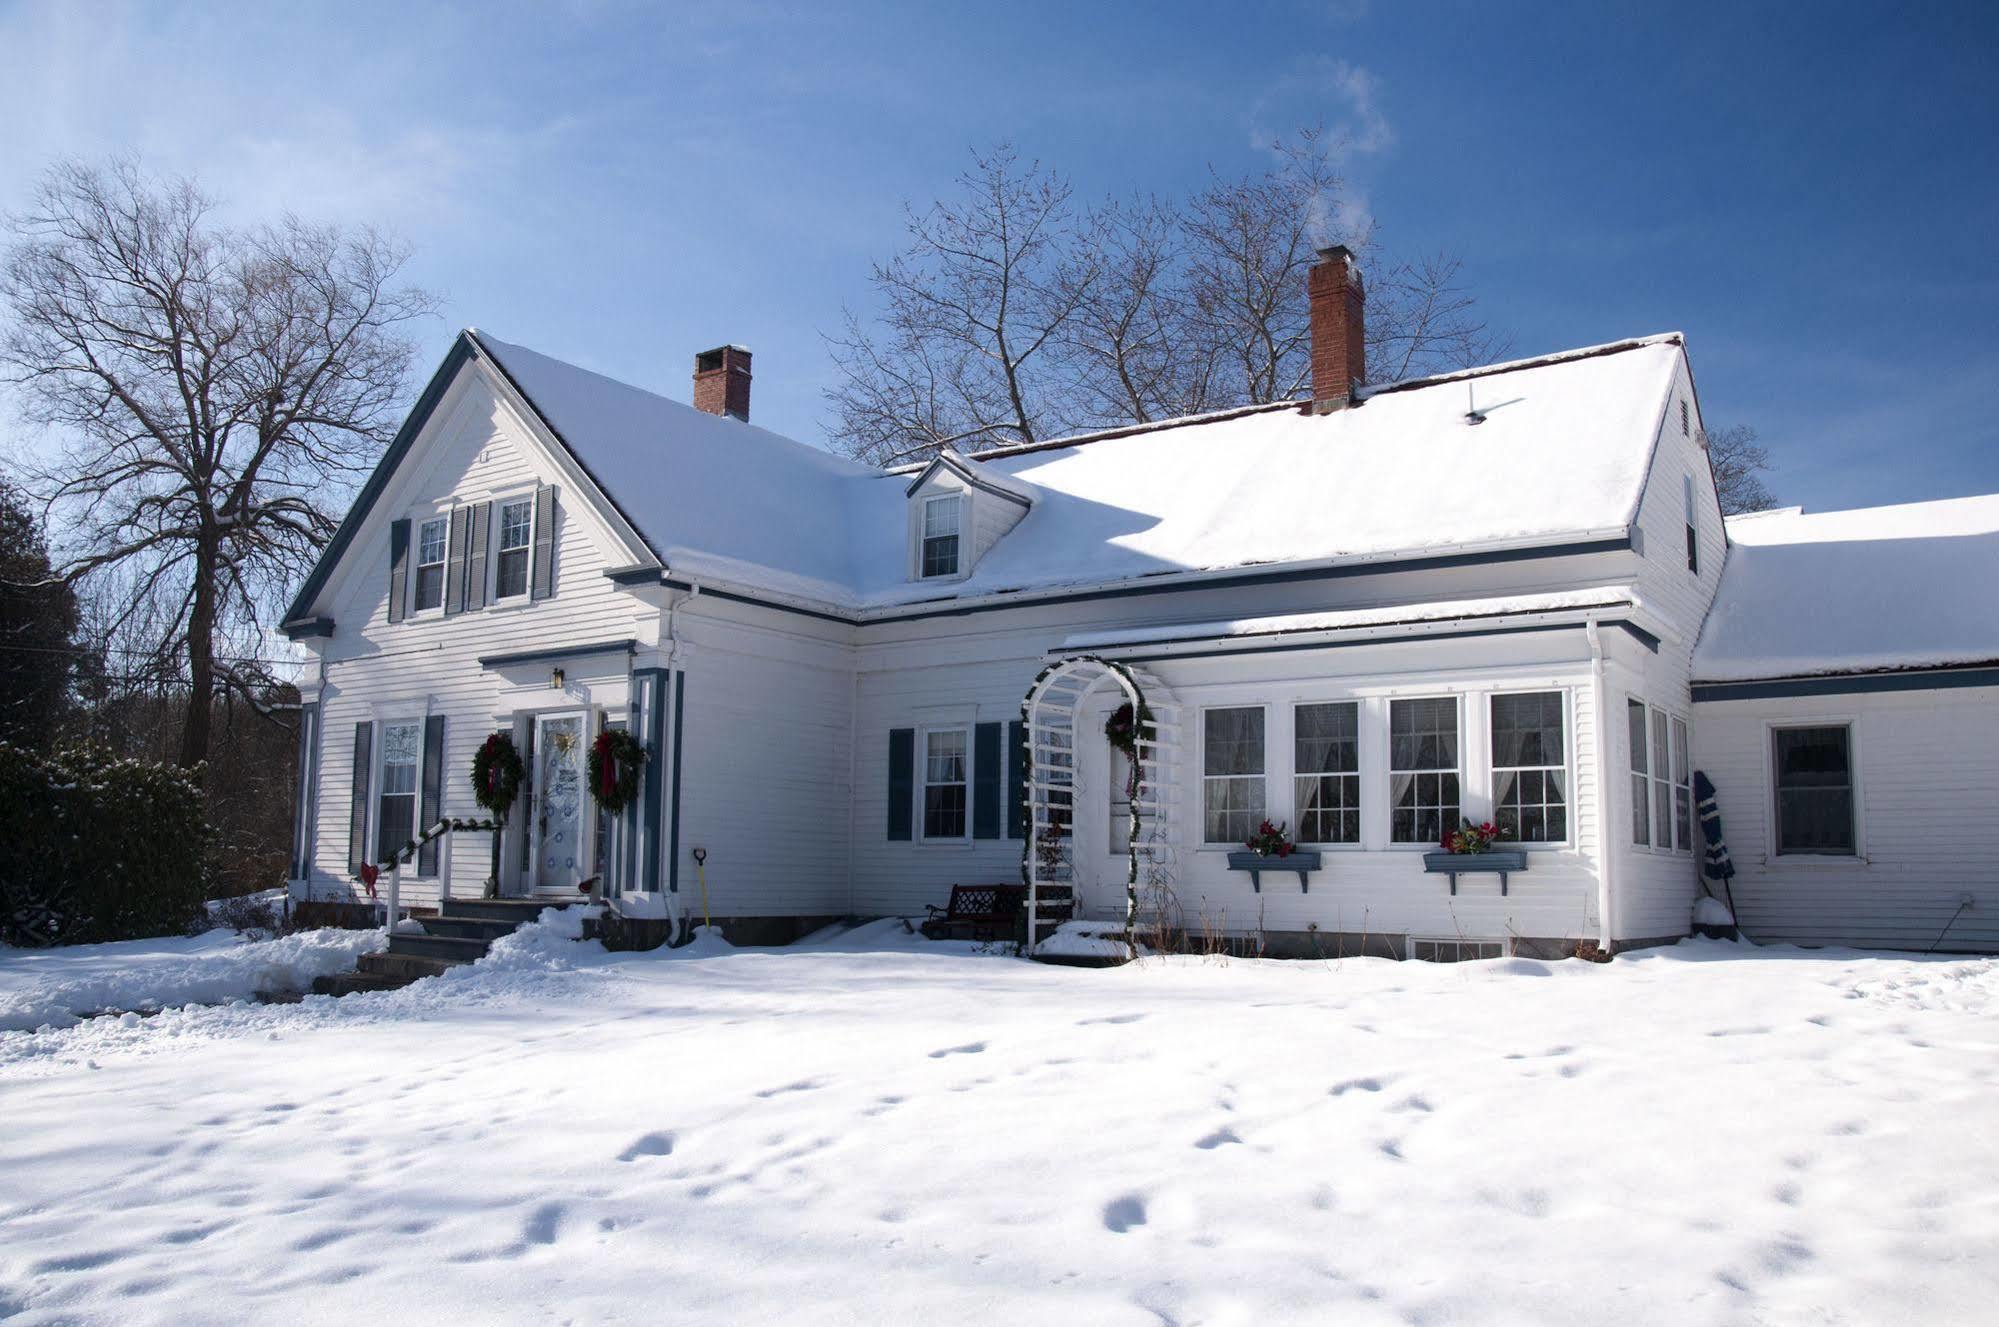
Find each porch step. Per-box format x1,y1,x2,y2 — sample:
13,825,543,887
386,932,489,962
437,897,575,924
314,897,573,999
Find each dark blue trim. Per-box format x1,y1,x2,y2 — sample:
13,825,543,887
1110,618,1658,664
667,670,686,893
605,565,663,586
477,638,637,669
285,335,478,624
1692,665,1999,703
639,537,1637,630
281,616,335,640
634,667,667,892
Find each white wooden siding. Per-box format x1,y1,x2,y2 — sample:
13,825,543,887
1692,686,1999,951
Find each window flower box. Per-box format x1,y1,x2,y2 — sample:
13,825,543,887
1421,849,1529,896
1225,849,1323,892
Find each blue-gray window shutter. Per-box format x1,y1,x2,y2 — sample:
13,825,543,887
529,485,556,600
348,721,373,874
1007,720,1026,839
465,501,492,611
291,702,320,879
418,714,445,876
386,519,410,623
973,722,1002,839
887,728,914,841
443,506,470,615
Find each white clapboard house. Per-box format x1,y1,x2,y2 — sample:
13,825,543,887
280,245,1995,957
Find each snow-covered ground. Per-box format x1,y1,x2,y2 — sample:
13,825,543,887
3,917,1996,1325
0,926,381,1032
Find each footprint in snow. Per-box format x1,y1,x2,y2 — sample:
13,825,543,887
929,1042,987,1058
1102,1195,1148,1233
618,1131,675,1161
1077,1013,1146,1026
1193,1126,1242,1150
755,1078,825,1098
1330,1076,1386,1096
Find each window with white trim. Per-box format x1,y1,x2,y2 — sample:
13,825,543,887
1295,701,1359,844
495,498,533,600
921,728,969,839
920,495,961,578
1202,707,1265,844
1651,708,1672,853
1672,716,1693,851
1683,475,1700,575
1627,698,1650,847
1774,725,1854,855
412,516,447,612
376,720,421,863
1491,691,1567,843
1390,697,1459,844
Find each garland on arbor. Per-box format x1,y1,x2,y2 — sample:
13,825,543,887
588,729,646,814
471,731,525,819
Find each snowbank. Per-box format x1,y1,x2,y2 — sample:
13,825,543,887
0,926,381,1031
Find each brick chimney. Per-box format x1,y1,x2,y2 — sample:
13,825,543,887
1308,245,1365,411
693,345,752,421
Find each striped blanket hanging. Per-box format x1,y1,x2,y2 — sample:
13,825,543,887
1693,770,1735,882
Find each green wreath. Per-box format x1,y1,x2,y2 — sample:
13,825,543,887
588,728,646,814
472,731,525,818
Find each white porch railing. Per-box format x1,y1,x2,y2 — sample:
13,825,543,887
376,817,501,932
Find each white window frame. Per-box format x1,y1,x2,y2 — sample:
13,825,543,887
918,494,963,580
373,717,424,869
1683,474,1700,576
1200,704,1267,847
492,493,537,603
410,513,449,615
1293,699,1361,847
1388,694,1462,848
1767,720,1862,862
917,725,972,843
1627,698,1651,848
1488,689,1573,847
1671,715,1693,853
1628,700,1695,854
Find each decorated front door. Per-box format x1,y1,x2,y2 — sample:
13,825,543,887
531,711,587,893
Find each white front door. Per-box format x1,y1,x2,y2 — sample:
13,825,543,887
531,711,588,894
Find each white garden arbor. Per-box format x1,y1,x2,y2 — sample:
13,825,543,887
1021,655,1184,953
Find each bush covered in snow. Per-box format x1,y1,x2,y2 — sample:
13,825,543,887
0,741,212,947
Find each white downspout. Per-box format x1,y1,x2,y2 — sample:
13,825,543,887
1587,617,1618,957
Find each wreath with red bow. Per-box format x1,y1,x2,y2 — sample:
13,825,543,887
471,731,525,818
588,729,646,814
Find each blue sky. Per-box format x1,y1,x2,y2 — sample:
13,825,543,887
2,0,1994,512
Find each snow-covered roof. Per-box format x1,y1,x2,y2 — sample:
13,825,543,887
1062,588,1644,652
474,330,1685,615
1693,494,1999,682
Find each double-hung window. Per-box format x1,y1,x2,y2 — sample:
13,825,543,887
1390,697,1459,844
922,729,969,839
1295,702,1359,844
921,495,961,578
1773,726,1854,855
412,516,448,612
495,497,534,600
1651,709,1673,853
1671,717,1693,851
376,720,421,862
1627,699,1651,847
1202,707,1265,844
1491,692,1568,843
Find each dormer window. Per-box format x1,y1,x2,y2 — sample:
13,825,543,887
921,495,962,579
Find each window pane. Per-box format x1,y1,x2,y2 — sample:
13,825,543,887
921,730,968,838
1491,693,1566,844
1204,708,1265,776
924,497,960,537
496,547,529,599
1391,699,1458,843
923,785,966,839
418,518,446,565
1630,772,1650,846
925,730,966,782
499,500,533,551
1774,727,1854,854
1295,702,1358,774
921,533,959,577
1627,699,1648,776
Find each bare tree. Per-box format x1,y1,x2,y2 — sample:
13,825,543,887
825,133,1505,461
0,158,436,767
1704,423,1778,516
824,146,1095,464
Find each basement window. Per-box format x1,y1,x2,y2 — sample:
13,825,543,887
1410,937,1507,963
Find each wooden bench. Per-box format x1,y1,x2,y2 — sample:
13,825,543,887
920,884,1076,942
